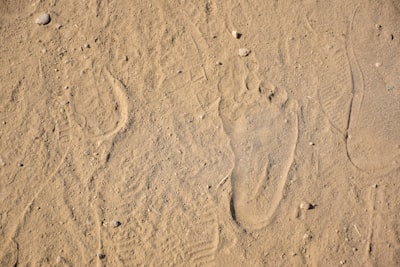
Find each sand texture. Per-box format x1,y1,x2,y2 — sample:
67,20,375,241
1,0,399,266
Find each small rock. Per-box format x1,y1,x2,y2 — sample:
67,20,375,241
303,232,312,241
56,255,63,264
232,30,241,39
97,253,106,260
308,142,315,146
110,220,121,228
55,24,62,29
36,13,51,25
84,43,90,48
0,158,5,166
238,48,250,57
300,201,312,210
216,61,222,65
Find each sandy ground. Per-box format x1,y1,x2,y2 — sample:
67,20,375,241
0,0,399,266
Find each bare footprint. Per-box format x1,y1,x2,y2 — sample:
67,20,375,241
218,61,298,230
346,5,400,174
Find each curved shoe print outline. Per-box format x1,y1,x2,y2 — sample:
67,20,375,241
345,6,400,175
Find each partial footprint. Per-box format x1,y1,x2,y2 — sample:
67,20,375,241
0,65,73,264
0,238,18,267
316,46,353,134
346,5,400,174
311,4,400,174
71,67,130,142
218,62,298,230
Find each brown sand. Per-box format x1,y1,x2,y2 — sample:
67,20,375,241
1,0,399,266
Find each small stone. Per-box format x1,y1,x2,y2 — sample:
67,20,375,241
300,201,312,210
97,253,106,260
238,48,250,57
0,158,5,166
55,24,62,29
340,260,346,265
303,232,312,241
308,142,315,146
232,30,241,39
110,220,121,228
56,255,63,264
60,100,69,106
36,13,51,25
216,61,222,65
84,43,90,48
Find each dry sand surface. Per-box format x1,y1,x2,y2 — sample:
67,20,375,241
1,0,400,266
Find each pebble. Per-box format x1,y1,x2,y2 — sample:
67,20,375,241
216,61,222,65
56,255,63,264
238,48,250,57
303,233,312,242
36,13,51,25
110,220,121,228
232,30,241,39
97,253,106,260
300,201,312,210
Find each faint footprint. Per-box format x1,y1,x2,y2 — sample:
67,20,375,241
0,74,72,264
218,62,298,230
71,67,130,142
345,6,400,174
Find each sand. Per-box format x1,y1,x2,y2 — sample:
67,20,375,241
0,0,399,266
